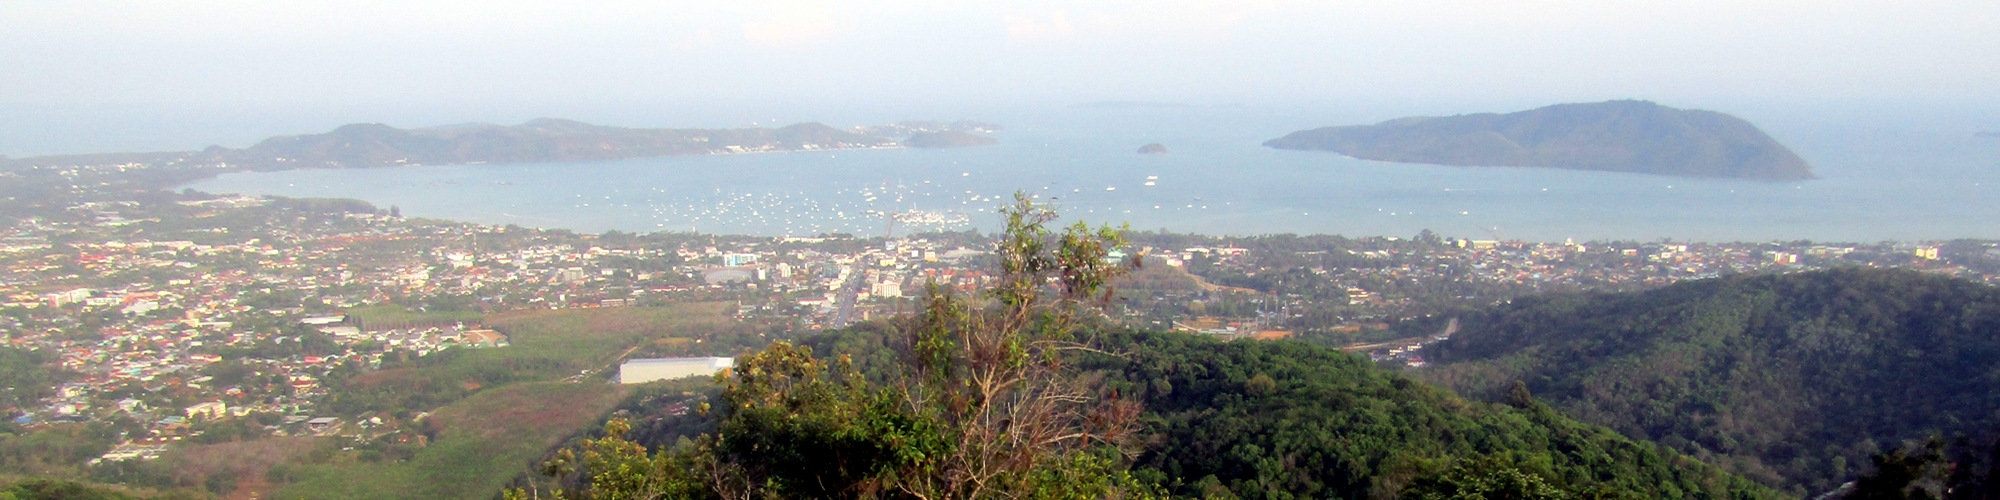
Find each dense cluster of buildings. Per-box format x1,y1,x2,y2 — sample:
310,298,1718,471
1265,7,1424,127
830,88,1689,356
5,192,1997,465
1138,235,1992,363
0,197,1010,457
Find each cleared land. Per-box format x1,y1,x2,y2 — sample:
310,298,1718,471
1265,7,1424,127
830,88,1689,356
343,304,484,331
271,303,735,499
322,303,733,414
276,382,624,499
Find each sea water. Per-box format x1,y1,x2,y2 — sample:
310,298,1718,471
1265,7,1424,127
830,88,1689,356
182,103,2000,242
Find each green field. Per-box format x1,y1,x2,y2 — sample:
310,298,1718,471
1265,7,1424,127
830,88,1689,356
276,382,625,499
274,304,738,499
322,303,736,414
343,304,485,330
480,303,737,371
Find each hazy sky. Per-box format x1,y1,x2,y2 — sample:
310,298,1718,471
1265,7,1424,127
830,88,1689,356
3,1,1997,154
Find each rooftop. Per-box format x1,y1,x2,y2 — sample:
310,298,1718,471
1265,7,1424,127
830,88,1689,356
621,357,734,368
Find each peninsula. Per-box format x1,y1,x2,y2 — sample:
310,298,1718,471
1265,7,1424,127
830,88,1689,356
903,130,999,149
1263,100,1815,180
4,118,1001,171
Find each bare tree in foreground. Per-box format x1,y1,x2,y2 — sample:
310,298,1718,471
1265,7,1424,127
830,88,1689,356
513,193,1150,500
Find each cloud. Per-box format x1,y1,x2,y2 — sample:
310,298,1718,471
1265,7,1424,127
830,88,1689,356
2,0,1995,120
1001,3,1259,46
1073,2,1250,40
1003,11,1075,42
681,28,718,50
742,9,851,47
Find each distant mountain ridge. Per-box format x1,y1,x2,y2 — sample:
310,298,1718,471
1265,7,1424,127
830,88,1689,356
4,118,999,171
1265,100,1815,180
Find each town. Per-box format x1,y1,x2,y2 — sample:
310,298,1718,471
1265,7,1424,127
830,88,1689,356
4,187,1999,494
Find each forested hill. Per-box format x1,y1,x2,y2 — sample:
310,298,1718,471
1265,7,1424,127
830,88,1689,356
1419,267,2000,496
799,328,1783,499
1263,100,1815,180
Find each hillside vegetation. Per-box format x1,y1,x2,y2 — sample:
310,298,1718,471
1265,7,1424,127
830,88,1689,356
1104,331,1780,499
1,347,64,418
0,476,155,500
791,327,1785,499
1420,268,2000,495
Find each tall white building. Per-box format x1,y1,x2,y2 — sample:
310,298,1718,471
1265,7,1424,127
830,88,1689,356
618,357,735,384
184,401,227,420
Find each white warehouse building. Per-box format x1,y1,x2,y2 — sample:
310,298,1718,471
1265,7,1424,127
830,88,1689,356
618,357,735,384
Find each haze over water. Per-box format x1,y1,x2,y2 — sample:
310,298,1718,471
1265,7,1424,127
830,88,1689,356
183,102,2000,243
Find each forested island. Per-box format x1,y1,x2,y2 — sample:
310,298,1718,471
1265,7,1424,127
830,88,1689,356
1264,100,1816,180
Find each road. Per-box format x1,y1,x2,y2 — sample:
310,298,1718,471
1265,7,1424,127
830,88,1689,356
568,343,643,383
1337,317,1458,352
831,264,866,328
